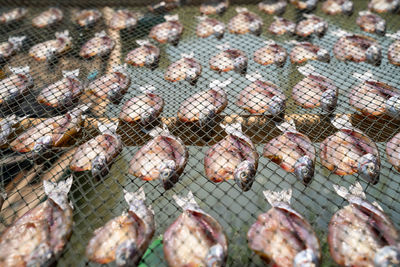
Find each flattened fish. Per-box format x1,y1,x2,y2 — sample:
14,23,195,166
165,53,202,85
129,125,188,190
149,14,183,46
333,34,381,65
258,0,287,15
86,188,155,266
164,191,228,267
196,16,225,39
87,65,131,104
204,123,258,191
356,11,386,35
37,69,82,108
70,122,122,178
200,0,229,15
368,0,400,13
108,9,142,30
320,115,380,184
228,7,263,36
32,7,63,28
328,182,400,267
210,44,248,74
254,41,287,67
322,0,354,15
0,8,27,24
0,115,26,147
29,30,72,62
296,14,328,38
125,39,160,68
148,0,181,13
290,41,330,64
80,31,115,58
119,85,164,125
0,66,33,105
268,16,295,35
388,39,400,66
248,189,321,267
73,9,102,27
0,177,73,267
386,131,400,172
237,73,286,117
0,36,25,62
290,0,318,10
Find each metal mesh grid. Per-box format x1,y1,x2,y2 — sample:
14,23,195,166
0,0,399,266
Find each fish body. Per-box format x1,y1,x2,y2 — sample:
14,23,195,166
0,8,27,24
368,0,400,13
296,15,328,38
80,31,115,58
268,17,295,35
356,11,386,35
165,56,202,85
196,17,225,39
228,8,263,36
210,48,248,74
109,10,141,30
73,9,102,27
125,41,160,68
0,66,33,104
149,16,183,45
290,42,330,64
322,0,354,15
386,132,400,172
200,0,229,15
258,0,287,15
254,43,287,67
388,40,400,66
32,7,63,28
29,30,72,61
0,115,25,147
290,0,318,10
0,36,25,62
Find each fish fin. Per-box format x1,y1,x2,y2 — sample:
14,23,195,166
0,191,6,201
353,70,375,82
181,51,194,59
196,15,208,21
331,114,353,130
209,78,232,89
62,69,80,79
112,64,129,76
164,14,179,21
303,13,317,19
221,122,255,149
263,39,277,46
331,28,350,37
71,103,92,115
386,30,400,40
8,35,26,49
44,175,73,210
95,30,107,38
359,10,372,16
263,188,292,206
124,187,146,207
372,201,384,211
216,42,230,51
136,39,151,46
235,7,249,13
245,72,263,82
298,64,317,76
9,65,30,76
98,121,119,134
55,30,70,39
348,182,366,199
139,84,157,95
333,182,366,200
285,40,299,45
4,114,17,124
276,118,296,133
173,191,201,211
149,124,170,137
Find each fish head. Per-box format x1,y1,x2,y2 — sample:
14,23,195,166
167,28,180,45
213,24,225,39
91,154,109,178
185,67,200,85
305,0,318,10
45,47,57,62
314,21,327,37
234,160,256,192
199,106,216,128
205,244,225,267
366,45,382,66
385,95,400,119
316,48,330,63
141,107,156,124
320,89,338,114
33,135,53,155
342,1,354,15
233,56,248,74
159,159,177,190
293,249,319,267
374,246,400,267
145,53,158,68
294,155,315,185
358,153,380,184
248,20,262,36
115,240,138,267
269,95,286,119
274,51,287,67
375,20,386,36
107,87,124,104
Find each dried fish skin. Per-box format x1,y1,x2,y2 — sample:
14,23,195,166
0,36,25,62
322,0,354,15
258,0,287,15
125,42,160,68
368,0,400,13
388,40,400,66
290,42,330,64
228,8,263,36
73,9,102,27
0,178,73,267
149,18,183,45
0,66,33,105
268,17,295,35
210,48,248,74
164,56,202,85
196,17,225,39
290,0,318,10
0,8,27,24
80,31,115,58
108,10,142,30
356,12,386,35
254,43,287,67
29,31,72,62
295,15,328,38
200,0,229,15
32,7,63,28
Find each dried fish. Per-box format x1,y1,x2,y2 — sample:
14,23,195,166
149,14,183,45
322,0,354,15
108,9,142,30
0,115,26,147
70,122,122,178
0,36,25,62
37,69,82,108
263,120,315,184
129,125,188,190
196,16,225,39
29,30,72,62
165,53,202,85
329,182,400,266
32,7,63,28
86,188,155,266
268,16,295,35
200,0,229,15
125,39,160,68
80,31,115,58
205,123,258,191
388,40,400,66
228,7,263,36
290,41,330,64
210,43,248,74
73,9,102,27
254,40,287,67
386,131,400,172
0,177,74,267
248,189,321,266
0,8,27,24
149,0,181,13
290,0,318,10
296,14,328,38
87,65,131,104
258,0,287,15
0,66,33,105
368,0,400,13
356,11,386,35
164,191,228,266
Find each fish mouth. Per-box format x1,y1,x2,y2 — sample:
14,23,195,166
234,160,256,192
357,153,380,184
294,155,315,185
115,240,138,267
293,249,319,267
205,244,225,267
374,246,400,267
159,160,178,190
385,95,400,119
366,45,382,66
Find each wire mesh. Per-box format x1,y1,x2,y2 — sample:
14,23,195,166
0,0,399,266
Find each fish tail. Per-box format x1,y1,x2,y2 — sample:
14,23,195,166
263,188,292,206
173,191,201,211
124,187,146,205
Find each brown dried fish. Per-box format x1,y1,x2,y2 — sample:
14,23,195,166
200,0,229,15
0,66,33,104
368,0,399,13
290,41,330,64
86,188,155,266
108,9,142,30
322,0,354,15
125,39,160,68
356,11,386,35
73,9,102,27
29,30,72,62
254,41,287,67
164,191,228,267
0,8,27,24
228,7,263,36
248,189,321,266
0,177,73,267
258,0,287,15
296,14,328,37
268,16,295,35
290,0,318,10
388,40,400,66
387,131,400,172
210,44,248,74
80,31,115,58
149,14,183,45
196,16,225,39
32,7,63,28
0,36,25,62
165,53,202,85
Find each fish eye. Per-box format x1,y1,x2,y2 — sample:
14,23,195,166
240,171,247,179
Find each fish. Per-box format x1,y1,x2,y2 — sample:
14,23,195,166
119,85,164,125
0,191,5,211
0,66,33,105
204,123,258,191
200,0,229,15
108,9,142,31
80,31,116,58
237,73,286,118
178,79,230,126
129,125,188,190
210,44,248,74
164,53,202,85
196,16,225,39
87,65,131,104
263,120,316,184
148,0,181,13
368,0,400,13
333,33,381,65
388,39,400,66
0,8,27,24
320,115,381,184
254,40,287,67
290,41,330,64
0,115,26,148
248,189,321,267
29,30,72,62
295,14,328,38
164,191,228,267
356,11,386,35
37,69,82,108
386,131,400,172
228,7,263,36
258,0,287,15
0,177,74,267
149,14,183,46
290,0,318,10
328,182,400,267
293,64,338,114
32,7,63,28
0,36,26,62
86,188,155,266
322,0,354,15
70,122,122,178
125,39,160,68
268,16,296,35
73,9,102,27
